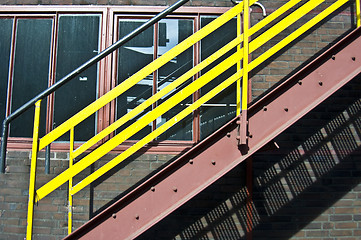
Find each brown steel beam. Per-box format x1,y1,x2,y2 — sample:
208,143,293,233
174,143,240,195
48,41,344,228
65,27,361,240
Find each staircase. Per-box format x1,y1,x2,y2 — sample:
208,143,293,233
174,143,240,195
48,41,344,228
1,0,360,239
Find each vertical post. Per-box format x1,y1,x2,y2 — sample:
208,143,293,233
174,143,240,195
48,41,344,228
26,100,42,240
356,0,361,27
45,145,51,174
240,0,249,145
68,128,74,235
0,122,9,173
237,13,242,117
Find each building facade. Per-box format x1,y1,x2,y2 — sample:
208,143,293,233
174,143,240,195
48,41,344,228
0,0,361,239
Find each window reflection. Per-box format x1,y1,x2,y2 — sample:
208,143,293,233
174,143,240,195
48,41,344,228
116,18,194,141
200,17,237,140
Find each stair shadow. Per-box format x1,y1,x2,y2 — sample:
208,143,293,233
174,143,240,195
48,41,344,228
136,71,361,239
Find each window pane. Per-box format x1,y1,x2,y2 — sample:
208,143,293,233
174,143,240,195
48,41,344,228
0,19,13,127
116,20,154,140
54,15,100,141
157,19,194,141
200,17,237,140
10,18,52,137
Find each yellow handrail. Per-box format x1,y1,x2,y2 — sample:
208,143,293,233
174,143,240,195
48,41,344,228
38,0,257,151
70,0,350,195
27,0,358,238
36,0,347,200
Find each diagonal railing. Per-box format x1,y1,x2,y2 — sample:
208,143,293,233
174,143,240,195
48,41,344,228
13,0,360,239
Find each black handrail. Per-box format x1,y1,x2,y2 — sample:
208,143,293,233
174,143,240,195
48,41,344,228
0,0,190,173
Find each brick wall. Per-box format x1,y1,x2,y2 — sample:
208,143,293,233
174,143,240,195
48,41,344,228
0,152,174,239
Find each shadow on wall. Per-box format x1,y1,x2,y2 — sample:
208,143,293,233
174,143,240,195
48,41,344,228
136,75,361,239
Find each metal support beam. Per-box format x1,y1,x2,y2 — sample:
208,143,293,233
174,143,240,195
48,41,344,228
64,26,361,240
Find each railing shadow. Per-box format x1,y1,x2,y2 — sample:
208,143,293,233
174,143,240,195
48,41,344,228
135,71,361,239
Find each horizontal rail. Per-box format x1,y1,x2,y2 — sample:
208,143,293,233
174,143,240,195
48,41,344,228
72,36,243,159
37,1,256,151
59,0,302,160
36,47,244,201
35,0,348,200
70,0,350,196
0,0,191,173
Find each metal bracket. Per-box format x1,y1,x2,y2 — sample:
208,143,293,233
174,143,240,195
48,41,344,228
231,0,267,17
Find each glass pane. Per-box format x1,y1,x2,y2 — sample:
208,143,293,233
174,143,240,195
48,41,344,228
157,19,194,141
10,18,52,137
200,17,237,140
116,19,154,140
54,15,100,141
0,19,13,127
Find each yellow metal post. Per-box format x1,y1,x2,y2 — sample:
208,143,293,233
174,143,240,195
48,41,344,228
237,13,242,116
356,0,361,27
68,128,74,235
240,0,249,145
26,100,42,240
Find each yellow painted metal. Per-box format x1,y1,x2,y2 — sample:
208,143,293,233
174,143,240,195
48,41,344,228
71,69,244,195
249,0,301,36
68,128,74,235
72,36,243,159
356,0,361,27
242,0,249,111
249,0,324,54
34,0,351,205
39,0,293,154
26,100,42,240
57,0,301,159
250,0,348,72
36,50,244,201
38,1,253,151
237,13,241,116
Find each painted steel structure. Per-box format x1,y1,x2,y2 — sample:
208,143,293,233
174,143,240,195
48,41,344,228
65,9,361,240
0,0,360,239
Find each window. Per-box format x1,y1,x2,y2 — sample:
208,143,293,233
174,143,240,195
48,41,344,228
200,16,237,139
0,6,239,152
10,18,53,138
0,13,102,141
0,18,13,129
115,17,194,141
54,15,101,141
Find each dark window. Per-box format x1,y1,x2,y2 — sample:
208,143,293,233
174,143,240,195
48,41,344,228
0,8,239,148
0,18,13,126
157,19,194,141
54,15,101,141
10,18,53,137
200,16,237,140
116,19,154,140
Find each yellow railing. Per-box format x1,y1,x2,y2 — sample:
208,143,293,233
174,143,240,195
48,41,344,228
26,0,360,238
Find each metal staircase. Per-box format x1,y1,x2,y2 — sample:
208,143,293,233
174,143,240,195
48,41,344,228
1,0,360,239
